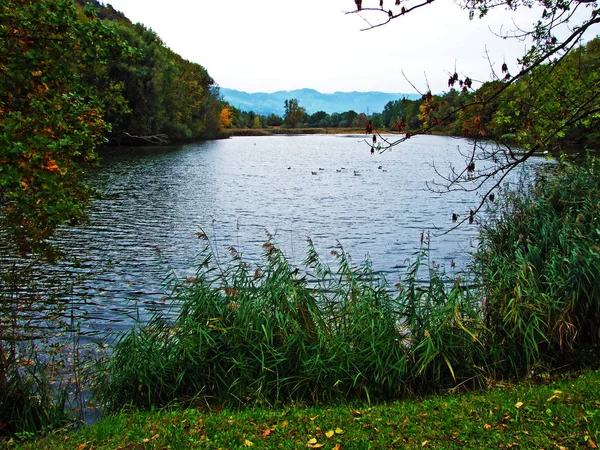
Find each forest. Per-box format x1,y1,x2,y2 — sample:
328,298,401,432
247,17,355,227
0,0,226,255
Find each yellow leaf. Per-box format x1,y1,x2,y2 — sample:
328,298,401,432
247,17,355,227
280,420,289,428
547,394,559,402
243,438,254,447
307,438,317,445
515,401,524,409
335,428,345,434
333,445,341,450
325,430,335,438
422,440,429,447
310,415,319,421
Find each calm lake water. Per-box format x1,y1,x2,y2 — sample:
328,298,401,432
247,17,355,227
26,134,538,337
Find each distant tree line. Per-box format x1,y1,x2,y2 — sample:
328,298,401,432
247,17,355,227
223,35,599,151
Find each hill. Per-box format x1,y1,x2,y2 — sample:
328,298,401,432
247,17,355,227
220,88,420,116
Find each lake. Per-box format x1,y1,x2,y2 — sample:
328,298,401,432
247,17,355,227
14,134,539,338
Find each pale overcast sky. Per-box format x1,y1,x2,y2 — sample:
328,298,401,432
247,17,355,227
103,0,592,94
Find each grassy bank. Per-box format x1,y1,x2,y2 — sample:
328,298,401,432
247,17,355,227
8,369,600,449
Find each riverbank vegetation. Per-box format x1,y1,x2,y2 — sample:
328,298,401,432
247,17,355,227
88,157,599,414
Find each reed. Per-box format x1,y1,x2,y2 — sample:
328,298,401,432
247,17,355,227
476,156,600,377
96,235,484,411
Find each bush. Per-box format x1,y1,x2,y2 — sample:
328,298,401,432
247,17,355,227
476,157,600,376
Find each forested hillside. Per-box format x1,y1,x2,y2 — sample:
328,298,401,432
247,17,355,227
0,0,225,253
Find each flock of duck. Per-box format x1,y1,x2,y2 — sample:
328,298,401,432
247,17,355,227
302,166,388,176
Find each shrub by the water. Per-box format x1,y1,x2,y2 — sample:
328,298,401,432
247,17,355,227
476,157,600,377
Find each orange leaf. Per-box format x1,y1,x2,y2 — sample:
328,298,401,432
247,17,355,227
351,409,362,417
261,428,274,438
333,445,341,450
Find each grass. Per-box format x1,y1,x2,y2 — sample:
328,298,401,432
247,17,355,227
7,368,600,449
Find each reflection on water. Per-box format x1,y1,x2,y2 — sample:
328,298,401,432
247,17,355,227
6,134,541,337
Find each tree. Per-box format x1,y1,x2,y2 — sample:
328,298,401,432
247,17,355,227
351,0,600,223
0,0,126,256
283,99,306,128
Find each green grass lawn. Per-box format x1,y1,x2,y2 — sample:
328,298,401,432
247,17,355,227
7,369,599,449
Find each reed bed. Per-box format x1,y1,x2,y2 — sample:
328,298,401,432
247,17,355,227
96,157,600,413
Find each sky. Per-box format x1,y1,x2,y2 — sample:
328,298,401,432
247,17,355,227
103,0,593,95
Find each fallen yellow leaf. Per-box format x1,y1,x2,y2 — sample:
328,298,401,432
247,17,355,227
307,438,318,445
515,401,524,409
281,420,289,428
333,444,341,450
310,415,319,421
422,440,429,447
335,428,345,434
547,394,560,402
243,439,254,447
325,430,335,438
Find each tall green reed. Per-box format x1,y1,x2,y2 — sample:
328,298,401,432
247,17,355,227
96,234,483,412
476,156,600,377
96,156,600,413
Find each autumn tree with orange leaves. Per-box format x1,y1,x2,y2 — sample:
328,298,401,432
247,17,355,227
0,0,127,256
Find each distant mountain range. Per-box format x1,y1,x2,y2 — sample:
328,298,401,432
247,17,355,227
220,88,420,116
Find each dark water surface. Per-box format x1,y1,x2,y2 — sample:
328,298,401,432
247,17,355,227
39,134,537,336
